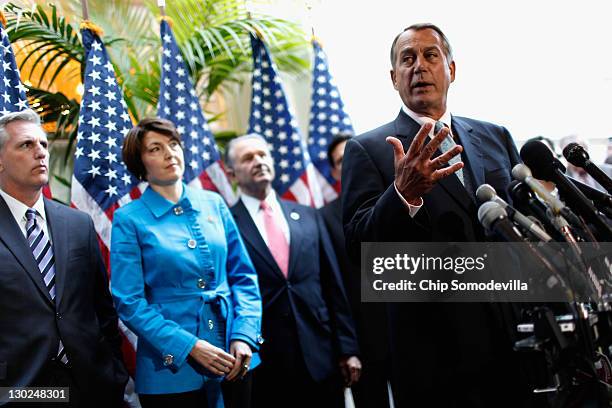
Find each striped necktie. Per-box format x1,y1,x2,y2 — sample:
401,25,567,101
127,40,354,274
434,121,464,186
25,209,69,364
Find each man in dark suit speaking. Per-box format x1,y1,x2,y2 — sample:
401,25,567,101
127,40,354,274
226,134,360,407
0,110,127,407
341,24,529,407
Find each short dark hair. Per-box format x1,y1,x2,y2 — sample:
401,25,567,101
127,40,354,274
122,117,181,180
390,23,453,68
327,132,353,168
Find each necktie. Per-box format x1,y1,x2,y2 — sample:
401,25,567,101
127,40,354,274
260,201,289,278
434,121,464,186
25,209,69,364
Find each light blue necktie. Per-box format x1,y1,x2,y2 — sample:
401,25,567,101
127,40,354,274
25,209,69,364
434,121,464,186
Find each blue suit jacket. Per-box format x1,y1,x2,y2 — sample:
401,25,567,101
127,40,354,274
341,111,528,406
111,186,262,396
231,198,359,382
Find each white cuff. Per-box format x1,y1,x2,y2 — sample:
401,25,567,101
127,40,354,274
394,182,423,218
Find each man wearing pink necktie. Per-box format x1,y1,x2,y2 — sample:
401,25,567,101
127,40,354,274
226,134,361,408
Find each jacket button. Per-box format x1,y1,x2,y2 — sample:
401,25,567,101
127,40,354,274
257,335,264,345
208,320,214,330
55,313,62,320
197,279,206,289
173,206,183,216
286,282,292,289
187,239,196,249
163,354,174,366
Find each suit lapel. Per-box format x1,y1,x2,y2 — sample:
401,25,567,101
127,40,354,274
453,117,485,193
232,199,284,278
279,200,304,280
45,199,67,307
393,111,474,213
0,196,54,305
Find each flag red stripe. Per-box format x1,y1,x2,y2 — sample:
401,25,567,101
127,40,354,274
42,185,53,199
198,171,220,193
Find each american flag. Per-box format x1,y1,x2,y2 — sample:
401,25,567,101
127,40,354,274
1,16,52,199
248,34,323,207
70,28,140,408
157,19,236,204
307,39,354,198
0,19,28,115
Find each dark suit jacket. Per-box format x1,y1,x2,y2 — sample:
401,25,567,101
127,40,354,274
341,111,529,407
231,198,359,383
0,196,128,404
319,198,389,364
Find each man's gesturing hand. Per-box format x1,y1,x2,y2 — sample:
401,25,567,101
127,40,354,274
189,339,236,376
386,122,463,203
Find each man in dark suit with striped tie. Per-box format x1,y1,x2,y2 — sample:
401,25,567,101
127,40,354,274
0,110,127,407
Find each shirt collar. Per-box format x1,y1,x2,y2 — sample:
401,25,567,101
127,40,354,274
240,189,279,214
141,183,198,218
0,188,46,223
401,104,452,137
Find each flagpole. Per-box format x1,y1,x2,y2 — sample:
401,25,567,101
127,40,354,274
158,0,166,17
306,2,315,41
81,0,89,21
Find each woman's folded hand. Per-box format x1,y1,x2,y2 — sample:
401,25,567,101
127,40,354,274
189,339,236,375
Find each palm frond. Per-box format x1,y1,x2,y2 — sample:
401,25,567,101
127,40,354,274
27,86,79,158
4,3,83,87
141,0,310,99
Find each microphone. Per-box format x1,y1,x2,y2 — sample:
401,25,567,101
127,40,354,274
476,184,552,242
478,202,575,296
567,176,612,218
563,142,612,194
511,163,582,228
477,201,525,242
521,141,612,240
507,180,565,242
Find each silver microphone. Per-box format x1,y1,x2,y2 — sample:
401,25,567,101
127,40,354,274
476,184,552,242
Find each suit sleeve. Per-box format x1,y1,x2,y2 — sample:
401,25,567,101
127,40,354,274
110,211,198,369
219,199,263,350
341,138,431,257
317,211,359,356
88,216,128,373
502,126,521,168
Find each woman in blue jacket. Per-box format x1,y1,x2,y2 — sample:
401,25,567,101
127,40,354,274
111,118,262,407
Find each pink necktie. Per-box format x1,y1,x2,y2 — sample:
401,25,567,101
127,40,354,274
260,201,289,278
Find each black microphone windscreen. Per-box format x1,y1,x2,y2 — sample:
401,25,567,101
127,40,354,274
562,142,590,168
520,140,556,181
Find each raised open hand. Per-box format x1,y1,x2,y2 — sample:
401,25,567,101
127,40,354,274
386,122,463,203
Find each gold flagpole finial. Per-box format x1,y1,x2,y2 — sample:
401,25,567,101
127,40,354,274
80,20,104,37
158,16,174,26
0,10,8,28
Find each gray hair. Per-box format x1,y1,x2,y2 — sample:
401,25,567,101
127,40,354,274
0,109,42,151
390,23,454,68
224,133,269,169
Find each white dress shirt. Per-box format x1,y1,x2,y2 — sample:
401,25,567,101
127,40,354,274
395,105,455,217
0,188,51,242
240,190,290,246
